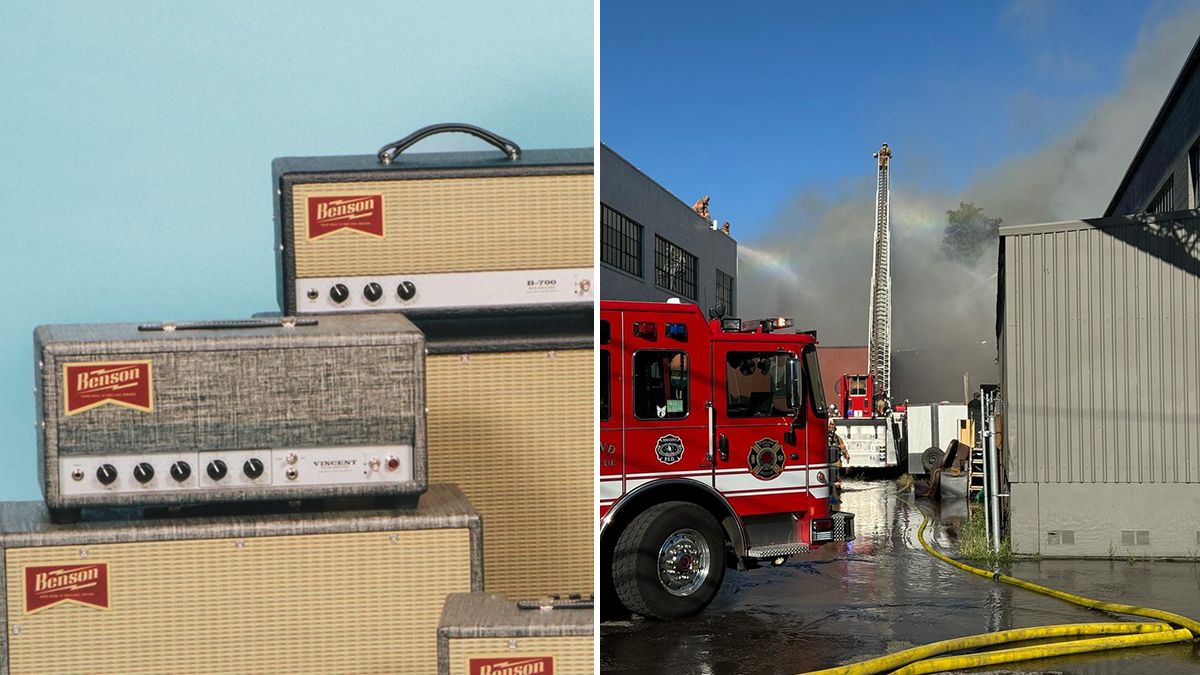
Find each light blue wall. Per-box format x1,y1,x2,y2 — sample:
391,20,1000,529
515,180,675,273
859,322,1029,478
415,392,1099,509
0,1,593,501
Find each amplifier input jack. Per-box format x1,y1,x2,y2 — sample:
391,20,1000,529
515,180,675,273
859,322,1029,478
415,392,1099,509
285,467,299,481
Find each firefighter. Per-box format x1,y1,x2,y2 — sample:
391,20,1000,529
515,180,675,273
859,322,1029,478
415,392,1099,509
829,421,850,505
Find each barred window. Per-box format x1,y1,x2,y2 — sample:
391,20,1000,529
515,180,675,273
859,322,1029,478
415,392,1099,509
654,236,697,300
1146,174,1175,214
716,268,734,315
601,204,642,276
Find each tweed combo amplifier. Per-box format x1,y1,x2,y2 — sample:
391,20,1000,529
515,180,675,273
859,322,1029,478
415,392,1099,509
438,593,593,675
34,315,425,519
0,484,482,675
272,123,593,317
420,312,593,599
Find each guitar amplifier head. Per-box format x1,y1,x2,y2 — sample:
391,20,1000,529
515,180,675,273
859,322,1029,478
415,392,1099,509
0,484,482,675
273,124,594,317
34,315,426,516
420,312,593,600
438,593,594,675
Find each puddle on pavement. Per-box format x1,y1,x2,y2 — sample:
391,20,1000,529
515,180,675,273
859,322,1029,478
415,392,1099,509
602,478,1200,674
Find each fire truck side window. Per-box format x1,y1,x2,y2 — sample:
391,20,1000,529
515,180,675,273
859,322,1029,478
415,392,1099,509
632,350,689,420
804,346,830,417
725,352,797,417
600,349,611,421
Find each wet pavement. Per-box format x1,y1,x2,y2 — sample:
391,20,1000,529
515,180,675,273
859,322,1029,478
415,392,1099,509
600,479,1200,674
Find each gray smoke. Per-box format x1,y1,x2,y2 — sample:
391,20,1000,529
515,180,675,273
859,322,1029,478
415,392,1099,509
738,9,1200,401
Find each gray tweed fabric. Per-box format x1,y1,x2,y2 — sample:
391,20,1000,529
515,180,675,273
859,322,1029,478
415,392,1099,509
436,592,593,671
34,314,426,508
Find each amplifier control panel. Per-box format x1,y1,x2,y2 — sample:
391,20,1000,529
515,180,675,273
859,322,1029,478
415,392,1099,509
57,445,413,497
294,269,593,313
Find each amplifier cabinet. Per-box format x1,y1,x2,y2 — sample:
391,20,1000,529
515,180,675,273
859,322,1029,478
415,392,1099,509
273,124,593,317
34,315,425,515
438,593,593,675
421,312,593,599
0,484,482,675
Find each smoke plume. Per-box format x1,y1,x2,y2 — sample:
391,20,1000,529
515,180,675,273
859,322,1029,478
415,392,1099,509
737,9,1200,401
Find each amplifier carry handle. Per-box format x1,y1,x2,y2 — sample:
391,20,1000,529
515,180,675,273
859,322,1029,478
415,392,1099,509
516,594,594,611
137,317,318,332
377,123,521,164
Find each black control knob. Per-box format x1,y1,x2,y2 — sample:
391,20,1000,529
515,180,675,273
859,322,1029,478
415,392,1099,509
330,283,350,304
397,280,416,301
363,282,383,302
243,458,264,480
206,459,228,481
133,462,155,484
96,464,118,486
170,461,191,482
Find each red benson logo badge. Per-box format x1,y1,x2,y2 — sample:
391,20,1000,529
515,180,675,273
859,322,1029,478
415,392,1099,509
469,656,554,675
307,195,384,240
24,563,109,613
62,361,153,416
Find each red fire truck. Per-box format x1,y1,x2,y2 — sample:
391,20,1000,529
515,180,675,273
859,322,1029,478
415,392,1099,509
599,300,855,618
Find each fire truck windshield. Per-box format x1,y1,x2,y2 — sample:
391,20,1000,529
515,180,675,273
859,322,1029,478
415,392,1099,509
725,352,799,417
804,346,829,416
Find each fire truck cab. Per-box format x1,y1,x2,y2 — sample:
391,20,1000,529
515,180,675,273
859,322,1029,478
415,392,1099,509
600,300,855,619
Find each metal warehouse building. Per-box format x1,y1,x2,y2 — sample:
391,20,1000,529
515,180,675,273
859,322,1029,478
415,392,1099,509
1000,212,1200,557
600,144,738,314
1001,35,1200,558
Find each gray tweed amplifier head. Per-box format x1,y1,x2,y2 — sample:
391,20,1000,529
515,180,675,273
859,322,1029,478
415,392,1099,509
33,314,425,518
437,593,594,675
273,123,593,318
0,484,481,675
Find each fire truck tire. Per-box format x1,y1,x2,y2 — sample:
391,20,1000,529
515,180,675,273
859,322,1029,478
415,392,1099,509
611,501,726,619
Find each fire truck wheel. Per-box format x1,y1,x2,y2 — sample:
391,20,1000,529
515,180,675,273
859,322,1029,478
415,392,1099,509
612,501,726,619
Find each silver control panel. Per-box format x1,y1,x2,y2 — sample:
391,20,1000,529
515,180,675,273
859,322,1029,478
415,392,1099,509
294,268,593,313
58,445,413,497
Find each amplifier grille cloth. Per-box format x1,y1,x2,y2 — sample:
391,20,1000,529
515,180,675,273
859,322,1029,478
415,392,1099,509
6,529,471,674
427,350,593,597
447,636,594,675
291,174,593,277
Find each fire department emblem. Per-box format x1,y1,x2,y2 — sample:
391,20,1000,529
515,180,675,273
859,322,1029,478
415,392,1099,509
655,434,684,465
747,438,786,480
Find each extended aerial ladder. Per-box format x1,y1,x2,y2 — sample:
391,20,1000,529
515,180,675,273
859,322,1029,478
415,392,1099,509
867,143,892,404
832,144,901,468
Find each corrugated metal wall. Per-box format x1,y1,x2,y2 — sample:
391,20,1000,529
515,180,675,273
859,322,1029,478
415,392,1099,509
1002,211,1200,485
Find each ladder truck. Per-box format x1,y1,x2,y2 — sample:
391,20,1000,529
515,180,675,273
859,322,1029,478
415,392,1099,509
834,144,905,469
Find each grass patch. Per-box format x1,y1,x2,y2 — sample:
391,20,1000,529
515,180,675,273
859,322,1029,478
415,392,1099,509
957,505,1014,564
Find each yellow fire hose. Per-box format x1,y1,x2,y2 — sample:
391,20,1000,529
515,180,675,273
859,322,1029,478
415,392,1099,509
799,508,1198,675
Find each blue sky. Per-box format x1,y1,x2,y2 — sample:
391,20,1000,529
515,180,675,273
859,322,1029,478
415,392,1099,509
601,0,1193,237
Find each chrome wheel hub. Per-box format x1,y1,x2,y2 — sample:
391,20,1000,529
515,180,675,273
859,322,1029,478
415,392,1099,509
657,528,710,596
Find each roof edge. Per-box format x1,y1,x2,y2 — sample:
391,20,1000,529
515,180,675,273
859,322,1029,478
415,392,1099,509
1104,33,1200,217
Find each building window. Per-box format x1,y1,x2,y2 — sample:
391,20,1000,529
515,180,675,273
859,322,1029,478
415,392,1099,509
1146,174,1175,214
716,269,734,315
633,350,689,420
654,236,697,299
1189,141,1199,208
601,204,642,276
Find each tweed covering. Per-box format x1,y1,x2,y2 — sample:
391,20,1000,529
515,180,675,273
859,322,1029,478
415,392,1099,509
426,348,593,599
34,314,426,508
0,484,482,675
272,147,594,316
437,593,593,675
